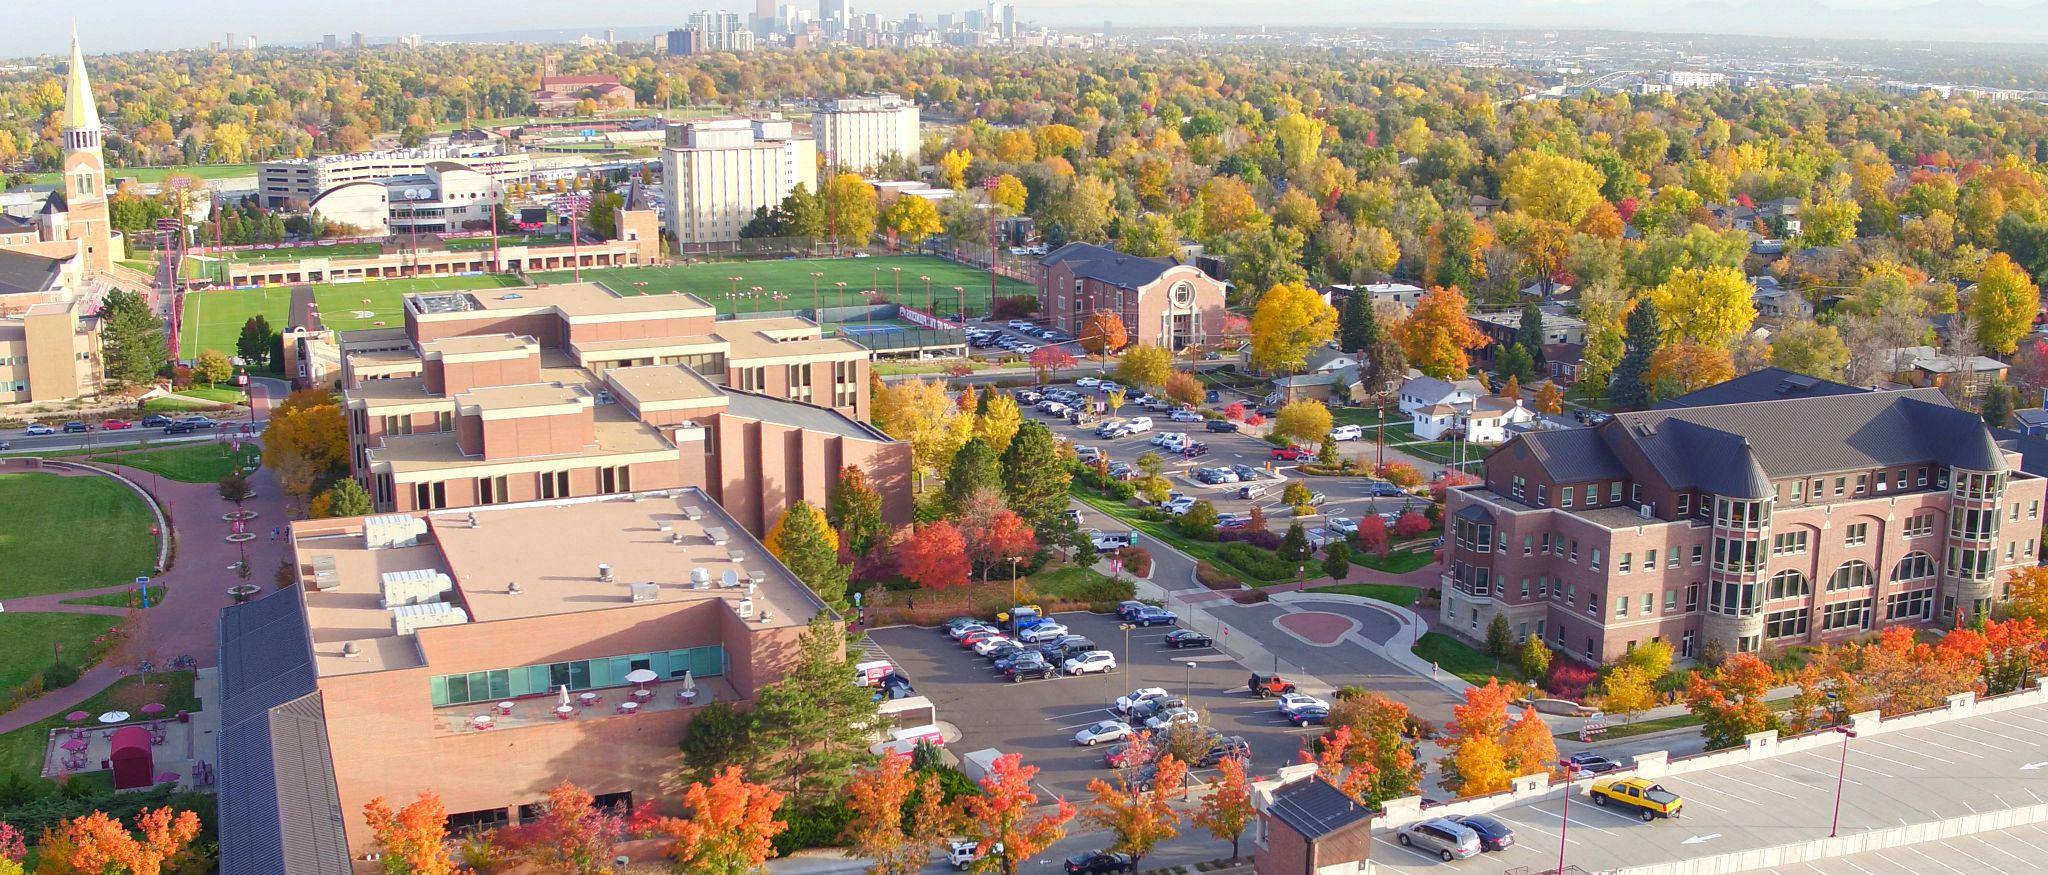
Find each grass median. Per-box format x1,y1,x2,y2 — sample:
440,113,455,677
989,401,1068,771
1069,486,1289,583
1308,583,1420,608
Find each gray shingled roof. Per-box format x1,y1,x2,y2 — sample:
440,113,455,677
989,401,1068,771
1266,777,1374,840
722,389,891,441
1504,427,1627,482
218,592,351,875
1039,242,1177,289
1656,367,1866,409
1608,388,2004,498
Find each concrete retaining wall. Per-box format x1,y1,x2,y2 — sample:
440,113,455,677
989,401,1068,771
1613,803,2048,875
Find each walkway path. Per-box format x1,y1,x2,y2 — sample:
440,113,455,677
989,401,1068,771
0,451,291,734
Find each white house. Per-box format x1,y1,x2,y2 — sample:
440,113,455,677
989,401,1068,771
1412,395,1537,443
1396,373,1485,416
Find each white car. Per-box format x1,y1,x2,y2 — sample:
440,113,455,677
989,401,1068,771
1328,517,1359,535
1330,424,1364,441
1145,706,1200,730
1164,496,1197,516
1075,720,1135,746
949,623,997,640
1123,416,1154,435
1158,433,1191,452
973,635,1017,656
1019,623,1071,643
1116,687,1171,714
1064,651,1118,675
1098,381,1122,393
1076,377,1100,388
1277,693,1329,715
1170,410,1203,423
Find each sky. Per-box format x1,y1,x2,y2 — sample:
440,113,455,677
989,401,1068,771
8,0,2047,57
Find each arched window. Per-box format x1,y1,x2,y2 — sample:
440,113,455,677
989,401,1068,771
1890,552,1937,583
1768,569,1810,600
1828,560,1874,591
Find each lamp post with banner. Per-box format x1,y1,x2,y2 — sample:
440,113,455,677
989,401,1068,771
982,176,1002,320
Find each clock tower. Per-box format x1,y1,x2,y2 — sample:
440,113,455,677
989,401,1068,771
58,29,113,274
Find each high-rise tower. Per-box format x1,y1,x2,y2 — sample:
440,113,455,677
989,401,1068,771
59,29,112,273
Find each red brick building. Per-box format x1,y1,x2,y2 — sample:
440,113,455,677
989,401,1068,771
1255,774,1374,875
1442,388,2047,664
1037,242,1225,350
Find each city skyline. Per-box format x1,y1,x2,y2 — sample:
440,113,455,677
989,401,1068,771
12,0,2048,56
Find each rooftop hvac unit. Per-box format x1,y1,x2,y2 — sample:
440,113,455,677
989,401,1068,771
379,568,453,608
721,569,740,588
310,555,340,591
363,514,427,550
705,527,729,546
738,597,754,618
749,570,767,588
682,506,705,521
726,549,747,564
598,563,614,582
341,641,361,659
391,602,468,636
629,582,660,603
1639,503,1654,520
691,567,711,589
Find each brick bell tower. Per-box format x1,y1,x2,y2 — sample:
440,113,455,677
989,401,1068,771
59,27,113,274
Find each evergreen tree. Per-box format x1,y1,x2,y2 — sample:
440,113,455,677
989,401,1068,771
827,465,886,560
1515,302,1547,371
1338,289,1378,354
1321,540,1351,580
100,289,166,390
1608,299,1661,410
1496,344,1535,383
236,314,274,366
1279,522,1313,562
777,183,825,242
321,478,373,518
1983,383,2016,428
946,438,1003,511
751,618,884,797
1485,614,1515,659
1000,422,1071,531
766,501,849,611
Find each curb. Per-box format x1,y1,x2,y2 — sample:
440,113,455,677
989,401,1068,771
34,458,172,572
1270,591,1474,696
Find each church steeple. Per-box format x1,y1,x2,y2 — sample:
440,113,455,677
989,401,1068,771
63,25,102,147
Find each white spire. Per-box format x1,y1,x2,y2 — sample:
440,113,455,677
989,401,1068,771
65,24,101,134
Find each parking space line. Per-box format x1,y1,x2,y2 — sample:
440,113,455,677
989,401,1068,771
1677,794,1724,813
1582,801,1660,826
2029,788,2045,805
1492,815,1576,846
1958,723,2034,745
1942,838,2005,874
1845,746,1922,773
1527,805,1619,836
1777,757,1863,786
1997,710,2048,727
1726,766,1805,799
1924,727,2012,752
1836,857,1877,875
1968,833,2033,868
1979,716,2047,738
1902,844,1972,875
2007,828,2048,856
1375,836,1449,864
1866,738,1952,764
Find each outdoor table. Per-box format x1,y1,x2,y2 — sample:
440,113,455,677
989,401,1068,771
497,701,514,715
471,715,494,730
577,692,599,706
619,701,639,715
60,739,87,752
553,705,576,720
632,688,652,701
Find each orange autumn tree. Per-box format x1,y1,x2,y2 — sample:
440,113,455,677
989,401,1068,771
1685,652,1783,750
364,792,457,875
1501,705,1559,780
1436,679,1517,796
514,781,626,874
1078,311,1129,357
1301,725,1374,803
900,520,972,592
1323,690,1424,803
842,751,954,875
51,807,201,875
662,766,788,875
1083,754,1187,873
960,754,1077,875
1193,755,1256,862
1392,286,1490,378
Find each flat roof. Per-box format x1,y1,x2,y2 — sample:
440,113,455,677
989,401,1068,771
456,282,715,318
453,382,587,413
367,406,672,474
294,489,822,676
723,390,888,441
606,364,726,405
420,333,534,358
717,324,867,362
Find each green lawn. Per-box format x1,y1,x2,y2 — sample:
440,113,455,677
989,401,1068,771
1329,407,1404,428
0,614,125,692
178,286,295,362
445,234,573,251
533,255,1035,319
1070,487,1288,582
0,474,157,600
225,242,385,262
1352,549,1437,574
0,672,199,781
179,274,526,358
1413,632,1524,687
61,586,166,610
175,386,245,404
310,273,526,333
141,395,221,413
94,442,261,483
1308,583,1420,607
31,163,256,185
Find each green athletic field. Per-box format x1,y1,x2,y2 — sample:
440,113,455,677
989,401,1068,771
178,274,524,361
530,255,1034,317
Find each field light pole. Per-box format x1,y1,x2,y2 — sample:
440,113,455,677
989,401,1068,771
810,271,824,320
891,266,902,302
920,274,932,314
1120,623,1133,681
1831,726,1858,837
955,286,967,324
1184,660,1195,703
1556,760,1579,874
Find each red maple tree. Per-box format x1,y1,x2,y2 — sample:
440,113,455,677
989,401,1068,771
961,754,1077,875
363,793,457,875
901,521,972,591
1192,755,1256,861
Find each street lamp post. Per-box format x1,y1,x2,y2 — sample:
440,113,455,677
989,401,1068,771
1120,623,1133,682
809,271,825,320
1184,661,1195,703
1009,555,1023,607
1556,760,1580,874
1831,726,1858,837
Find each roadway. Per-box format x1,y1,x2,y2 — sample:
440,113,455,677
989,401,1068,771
1368,700,2048,873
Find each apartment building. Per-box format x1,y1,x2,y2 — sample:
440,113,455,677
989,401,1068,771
259,146,532,210
1441,388,2047,664
217,489,836,870
660,118,818,245
812,93,921,173
338,280,907,535
1037,242,1227,350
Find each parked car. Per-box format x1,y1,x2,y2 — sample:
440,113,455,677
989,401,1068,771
983,642,1026,665
959,629,1004,648
161,422,198,435
1103,741,1151,769
1122,416,1154,435
1144,706,1200,731
1396,818,1482,862
1287,705,1330,727
1277,693,1328,715
1195,735,1252,767
1091,531,1137,553
139,414,174,428
178,416,217,428
1064,651,1118,675
1075,377,1100,388
1065,852,1134,875
1368,480,1407,497
62,421,89,433
1128,606,1177,627
1451,815,1516,852
1565,753,1625,775
949,839,1000,870
1247,673,1297,697
23,423,55,436
1327,517,1359,536
1114,602,1151,622
1205,419,1240,433
1005,652,1060,682
949,622,997,640
1269,446,1310,461
1116,687,1172,714
1163,496,1197,516
1018,623,1071,643
1075,445,1102,463
973,635,1018,656
1039,635,1096,660
1164,629,1214,649
1180,442,1210,458
1075,720,1134,746
1590,778,1684,821
1330,424,1364,441
1124,697,1187,725
1170,409,1203,423
100,419,131,430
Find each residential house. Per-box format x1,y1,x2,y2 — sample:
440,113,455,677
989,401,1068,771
2013,408,2048,437
1884,346,2009,404
1397,373,1485,416
1413,394,1537,443
1752,277,1814,320
1469,308,1587,370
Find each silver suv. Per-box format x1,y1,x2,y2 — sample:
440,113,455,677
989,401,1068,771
1395,818,1480,862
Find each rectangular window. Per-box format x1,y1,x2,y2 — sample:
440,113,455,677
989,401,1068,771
479,475,509,506
1561,489,1574,509
1644,550,1657,570
1792,479,1804,502
1590,548,1602,569
1692,545,1704,565
1676,494,1691,516
1855,474,1867,496
1875,471,1888,492
1586,485,1599,506
1904,513,1935,538
1569,540,1578,562
1886,589,1933,621
1835,477,1846,497
1520,578,1531,598
1918,467,1929,487
1616,596,1629,618
1686,583,1700,612
1822,598,1874,632
2032,501,2040,520
2013,503,2023,522
1610,482,1622,502
429,646,727,707
540,470,571,500
1664,589,1677,612
1772,531,1808,555
1619,553,1632,573
413,481,447,510
1523,536,1533,555
1765,609,1809,639
1537,485,1549,507
1845,523,1868,547
1512,476,1526,500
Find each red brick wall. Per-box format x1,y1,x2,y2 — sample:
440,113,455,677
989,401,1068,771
481,411,594,461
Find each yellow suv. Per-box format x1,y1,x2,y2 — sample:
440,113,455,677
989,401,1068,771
1589,777,1684,822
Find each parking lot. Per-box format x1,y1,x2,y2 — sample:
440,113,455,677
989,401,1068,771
868,610,1327,798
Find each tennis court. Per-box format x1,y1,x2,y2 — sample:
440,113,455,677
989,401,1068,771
178,274,526,359
529,255,1034,318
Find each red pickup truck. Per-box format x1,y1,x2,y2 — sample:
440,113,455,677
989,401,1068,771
1269,446,1310,461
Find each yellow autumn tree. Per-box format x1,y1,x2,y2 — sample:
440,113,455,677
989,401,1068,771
1643,266,1758,349
1248,282,1338,373
1392,286,1490,379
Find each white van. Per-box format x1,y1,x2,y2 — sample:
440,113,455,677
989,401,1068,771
1124,416,1155,435
1331,424,1364,441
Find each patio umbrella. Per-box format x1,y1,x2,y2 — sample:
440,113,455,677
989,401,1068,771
60,739,87,752
681,671,696,696
97,711,129,724
624,668,658,689
154,771,180,783
140,703,166,715
558,685,571,709
65,711,89,723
